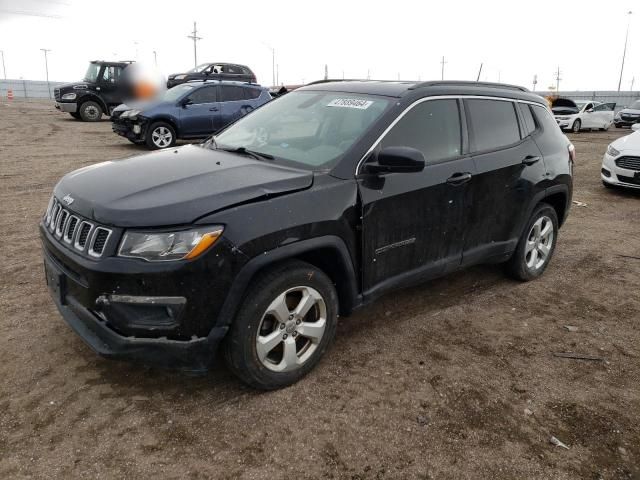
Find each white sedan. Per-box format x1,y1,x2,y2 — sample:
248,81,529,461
601,124,640,189
552,99,615,133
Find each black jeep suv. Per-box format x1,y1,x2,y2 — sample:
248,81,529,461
41,80,574,390
55,60,134,121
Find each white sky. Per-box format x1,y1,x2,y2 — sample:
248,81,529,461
0,0,638,91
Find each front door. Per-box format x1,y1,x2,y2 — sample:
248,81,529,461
97,65,123,109
358,98,475,295
461,98,547,265
180,85,219,137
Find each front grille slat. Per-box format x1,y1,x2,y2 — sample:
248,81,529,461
43,196,112,258
615,156,640,171
617,174,640,186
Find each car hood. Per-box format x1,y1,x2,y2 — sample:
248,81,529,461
611,131,640,153
551,98,579,116
57,81,96,93
113,99,171,115
619,108,640,115
53,145,314,227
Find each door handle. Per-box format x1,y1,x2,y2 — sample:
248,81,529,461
522,155,541,166
446,172,472,185
209,106,219,111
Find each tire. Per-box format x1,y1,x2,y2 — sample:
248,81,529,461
571,119,581,133
145,122,176,150
69,112,81,120
78,101,103,122
127,138,145,145
506,203,559,282
223,260,339,390
615,124,622,129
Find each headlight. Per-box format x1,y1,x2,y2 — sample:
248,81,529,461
174,75,187,80
121,109,141,119
61,93,77,100
118,226,224,262
607,145,620,157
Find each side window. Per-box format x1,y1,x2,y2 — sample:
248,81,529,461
220,85,246,102
531,105,567,156
243,87,261,100
594,103,612,112
380,99,461,163
102,66,122,83
518,103,537,136
188,86,218,104
466,99,520,152
585,103,594,111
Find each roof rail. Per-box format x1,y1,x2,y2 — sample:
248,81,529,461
409,80,529,92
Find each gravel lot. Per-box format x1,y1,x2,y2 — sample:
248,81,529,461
1,100,639,479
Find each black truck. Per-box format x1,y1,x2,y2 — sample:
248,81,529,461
54,60,134,121
41,80,574,390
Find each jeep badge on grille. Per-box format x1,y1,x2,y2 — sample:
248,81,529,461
62,194,74,205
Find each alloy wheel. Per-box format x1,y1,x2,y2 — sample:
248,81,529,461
525,215,554,270
256,286,327,372
152,126,173,148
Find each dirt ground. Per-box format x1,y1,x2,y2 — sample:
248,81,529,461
0,100,639,480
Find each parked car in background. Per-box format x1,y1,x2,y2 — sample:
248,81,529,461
111,81,271,149
601,124,640,189
55,60,135,121
42,80,573,389
167,63,256,88
614,100,640,128
551,98,615,133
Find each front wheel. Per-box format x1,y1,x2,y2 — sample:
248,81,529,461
506,203,558,281
571,119,581,133
79,101,103,122
145,122,176,149
223,260,339,390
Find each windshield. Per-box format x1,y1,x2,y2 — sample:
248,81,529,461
629,100,640,110
213,91,390,169
83,62,101,82
573,101,588,110
163,84,195,102
188,63,211,73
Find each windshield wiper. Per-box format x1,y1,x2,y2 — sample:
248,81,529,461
218,146,274,161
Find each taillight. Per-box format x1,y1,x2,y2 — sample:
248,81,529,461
568,143,576,163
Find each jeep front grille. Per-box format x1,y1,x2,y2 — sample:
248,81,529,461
43,197,113,258
54,88,61,101
615,156,640,171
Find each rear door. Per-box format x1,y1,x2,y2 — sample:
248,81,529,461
180,85,219,136
358,98,476,294
461,98,547,265
216,85,253,131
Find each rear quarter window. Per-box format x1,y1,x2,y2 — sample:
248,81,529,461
531,105,568,156
244,87,261,100
466,99,521,152
518,103,537,136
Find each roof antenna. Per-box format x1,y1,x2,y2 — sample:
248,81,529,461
476,63,483,82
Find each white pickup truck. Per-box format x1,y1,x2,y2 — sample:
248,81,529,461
552,98,616,133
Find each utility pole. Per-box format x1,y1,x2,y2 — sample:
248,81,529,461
40,48,51,99
324,64,328,80
276,64,279,85
153,50,157,66
0,50,6,80
618,11,633,92
533,74,538,91
631,77,635,91
440,56,447,80
187,21,202,69
476,63,483,81
367,69,370,80
554,66,562,94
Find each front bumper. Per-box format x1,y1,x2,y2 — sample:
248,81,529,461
614,118,640,127
601,153,640,189
555,116,577,130
40,222,247,372
55,102,77,113
112,118,147,142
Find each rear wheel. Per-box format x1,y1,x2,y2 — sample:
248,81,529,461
223,260,338,390
145,122,176,149
571,119,581,133
506,203,558,281
79,101,103,122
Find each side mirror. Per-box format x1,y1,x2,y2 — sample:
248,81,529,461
586,108,594,113
181,98,193,107
631,123,640,132
363,146,425,174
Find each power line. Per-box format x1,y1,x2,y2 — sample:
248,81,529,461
618,11,633,92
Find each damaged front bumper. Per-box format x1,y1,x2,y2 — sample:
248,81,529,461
111,117,148,142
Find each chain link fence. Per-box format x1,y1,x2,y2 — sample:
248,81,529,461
0,79,67,99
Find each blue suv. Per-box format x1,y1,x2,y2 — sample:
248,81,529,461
111,81,271,149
